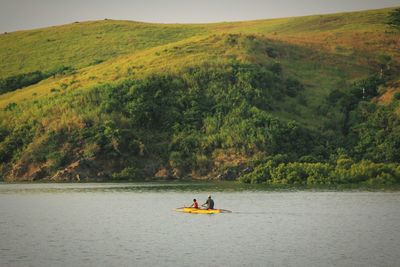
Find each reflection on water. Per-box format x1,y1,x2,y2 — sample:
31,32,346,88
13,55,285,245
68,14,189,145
0,181,300,194
1,183,400,267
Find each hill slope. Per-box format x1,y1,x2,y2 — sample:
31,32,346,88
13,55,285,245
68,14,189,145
0,7,399,183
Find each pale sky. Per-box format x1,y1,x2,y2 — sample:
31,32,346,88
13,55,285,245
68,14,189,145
1,0,400,32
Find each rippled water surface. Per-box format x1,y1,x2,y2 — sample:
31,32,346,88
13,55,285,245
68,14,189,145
0,183,399,267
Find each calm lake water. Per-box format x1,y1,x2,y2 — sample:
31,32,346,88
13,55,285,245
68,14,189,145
0,183,399,267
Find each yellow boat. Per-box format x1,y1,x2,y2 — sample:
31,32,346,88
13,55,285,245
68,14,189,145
174,207,230,214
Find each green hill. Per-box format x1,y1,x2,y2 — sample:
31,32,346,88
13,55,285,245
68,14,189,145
0,7,399,183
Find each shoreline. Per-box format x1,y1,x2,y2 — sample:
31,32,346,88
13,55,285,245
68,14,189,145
1,180,400,192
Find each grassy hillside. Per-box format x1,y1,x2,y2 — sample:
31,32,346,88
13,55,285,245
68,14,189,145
0,7,399,183
1,7,398,107
0,20,210,78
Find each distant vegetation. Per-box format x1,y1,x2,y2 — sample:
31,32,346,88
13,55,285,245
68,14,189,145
240,159,400,185
387,8,400,28
0,66,74,95
0,7,399,183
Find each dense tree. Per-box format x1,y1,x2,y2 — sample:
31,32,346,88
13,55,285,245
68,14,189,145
387,8,400,28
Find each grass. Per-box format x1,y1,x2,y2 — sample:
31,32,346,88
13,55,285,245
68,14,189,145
0,20,210,78
1,7,398,77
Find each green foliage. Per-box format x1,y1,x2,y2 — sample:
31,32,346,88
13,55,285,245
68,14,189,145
237,72,400,185
265,47,278,58
0,122,36,163
284,78,305,97
321,75,386,138
3,58,398,182
269,63,282,76
351,103,400,163
387,8,400,28
377,54,392,78
351,75,384,100
0,71,45,94
27,131,71,170
93,61,318,176
5,102,17,111
112,167,138,181
0,125,9,143
0,66,74,94
332,160,400,184
239,160,275,184
239,159,399,185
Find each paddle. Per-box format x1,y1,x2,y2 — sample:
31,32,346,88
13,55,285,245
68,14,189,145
173,206,187,212
219,209,232,213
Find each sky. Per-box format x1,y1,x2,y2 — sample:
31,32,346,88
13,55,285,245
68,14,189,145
1,0,400,32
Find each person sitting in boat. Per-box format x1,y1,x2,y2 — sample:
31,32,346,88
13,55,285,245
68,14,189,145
190,199,199,209
202,195,214,210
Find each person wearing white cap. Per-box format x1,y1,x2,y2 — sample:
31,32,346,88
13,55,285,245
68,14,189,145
202,194,214,210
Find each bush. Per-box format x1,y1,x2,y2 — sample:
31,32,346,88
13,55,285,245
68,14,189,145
266,47,278,58
0,122,36,163
351,104,400,163
0,66,74,95
336,155,354,169
112,167,138,181
0,71,44,94
299,155,319,163
285,78,304,97
332,160,399,184
46,151,69,171
351,75,384,100
387,8,400,28
4,103,17,111
238,159,399,185
239,160,274,184
367,172,396,185
270,63,282,75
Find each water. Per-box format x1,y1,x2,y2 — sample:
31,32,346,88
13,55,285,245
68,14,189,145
0,183,400,267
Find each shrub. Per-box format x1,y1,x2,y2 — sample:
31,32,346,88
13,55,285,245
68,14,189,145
367,172,396,185
112,167,138,181
285,78,304,97
270,63,282,75
239,160,274,184
0,71,44,94
0,122,36,163
266,47,278,58
387,8,400,28
299,155,319,163
238,159,399,185
0,66,74,95
5,103,17,111
351,75,384,100
332,160,399,184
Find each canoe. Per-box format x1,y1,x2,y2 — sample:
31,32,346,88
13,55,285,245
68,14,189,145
174,207,222,214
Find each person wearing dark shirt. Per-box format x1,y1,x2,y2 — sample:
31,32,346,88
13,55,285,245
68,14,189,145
202,195,214,209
